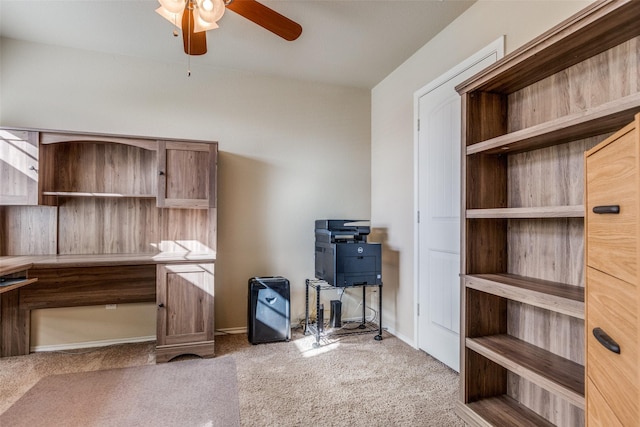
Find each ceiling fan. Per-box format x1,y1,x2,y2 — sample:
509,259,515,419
156,0,303,56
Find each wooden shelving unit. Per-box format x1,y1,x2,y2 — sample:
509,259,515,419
455,1,640,425
0,128,218,360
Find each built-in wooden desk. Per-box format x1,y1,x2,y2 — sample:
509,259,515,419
0,253,215,361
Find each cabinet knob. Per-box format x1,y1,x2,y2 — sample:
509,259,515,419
593,327,620,354
159,171,165,176
158,303,165,308
593,205,620,214
29,166,38,173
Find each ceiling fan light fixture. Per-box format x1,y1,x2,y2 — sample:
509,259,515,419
156,5,183,29
196,0,225,30
158,0,185,14
156,0,225,33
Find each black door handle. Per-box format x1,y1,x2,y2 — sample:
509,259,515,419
158,303,165,308
593,205,620,214
593,327,620,354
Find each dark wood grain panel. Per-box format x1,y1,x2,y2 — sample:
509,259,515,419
465,219,507,274
466,288,507,338
21,265,156,309
466,92,507,146
466,153,507,210
465,348,507,403
0,289,29,357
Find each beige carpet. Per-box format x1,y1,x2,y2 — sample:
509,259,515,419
1,328,464,426
0,356,240,427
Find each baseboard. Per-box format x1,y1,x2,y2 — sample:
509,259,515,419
31,335,156,353
215,327,247,335
384,327,414,348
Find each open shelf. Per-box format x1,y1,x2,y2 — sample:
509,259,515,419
464,395,556,427
0,277,38,294
466,93,640,154
467,334,585,409
463,273,584,319
466,205,584,219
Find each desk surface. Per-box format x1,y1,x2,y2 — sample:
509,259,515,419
0,252,216,276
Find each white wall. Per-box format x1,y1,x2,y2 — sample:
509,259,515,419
371,0,593,344
0,38,371,347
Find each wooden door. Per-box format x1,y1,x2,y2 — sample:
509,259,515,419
416,40,502,372
157,140,217,209
156,263,215,347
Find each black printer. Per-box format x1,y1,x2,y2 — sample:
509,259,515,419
314,219,382,287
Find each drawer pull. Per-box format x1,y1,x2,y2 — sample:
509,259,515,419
593,205,620,214
593,327,620,354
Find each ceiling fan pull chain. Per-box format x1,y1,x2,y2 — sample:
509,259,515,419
187,0,192,76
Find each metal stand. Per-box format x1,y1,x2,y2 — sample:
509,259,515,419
304,278,383,348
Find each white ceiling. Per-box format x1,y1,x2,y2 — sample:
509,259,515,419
0,0,475,89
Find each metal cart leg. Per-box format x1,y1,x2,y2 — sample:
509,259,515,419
375,283,383,341
304,279,310,335
358,285,367,329
314,284,321,348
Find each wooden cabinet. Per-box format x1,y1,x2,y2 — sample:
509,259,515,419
156,263,215,363
0,128,218,362
0,129,40,205
455,1,640,426
584,114,639,426
157,140,217,209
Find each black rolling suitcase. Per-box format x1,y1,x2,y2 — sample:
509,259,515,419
247,276,291,344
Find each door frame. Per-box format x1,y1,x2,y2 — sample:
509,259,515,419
413,37,505,349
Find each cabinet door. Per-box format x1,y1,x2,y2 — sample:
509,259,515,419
157,140,217,209
586,267,638,426
156,263,215,346
585,125,637,284
0,130,39,205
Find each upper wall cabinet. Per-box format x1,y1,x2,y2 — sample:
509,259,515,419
0,129,218,210
157,141,217,209
0,129,40,205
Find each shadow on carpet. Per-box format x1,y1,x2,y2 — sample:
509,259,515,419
0,356,240,427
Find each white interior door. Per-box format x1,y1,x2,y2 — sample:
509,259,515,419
416,39,503,372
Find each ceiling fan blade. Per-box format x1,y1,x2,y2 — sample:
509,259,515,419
182,6,207,55
226,0,302,41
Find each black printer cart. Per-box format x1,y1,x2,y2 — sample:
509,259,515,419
303,278,382,347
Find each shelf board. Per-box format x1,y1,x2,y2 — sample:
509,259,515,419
466,334,585,409
0,277,38,294
42,191,156,199
463,273,584,319
466,93,640,155
466,205,584,219
463,395,555,427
